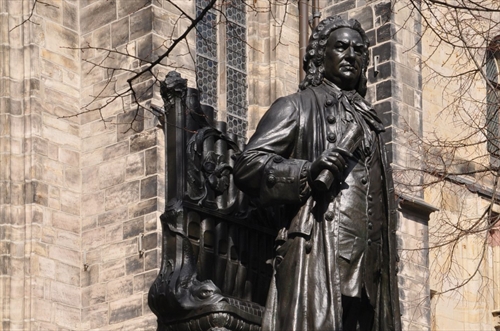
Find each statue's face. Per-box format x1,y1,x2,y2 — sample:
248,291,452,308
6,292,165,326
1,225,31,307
323,27,365,91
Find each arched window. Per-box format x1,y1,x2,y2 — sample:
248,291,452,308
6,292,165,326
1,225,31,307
196,1,248,137
485,38,500,160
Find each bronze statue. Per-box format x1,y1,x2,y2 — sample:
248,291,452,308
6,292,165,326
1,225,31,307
233,16,401,331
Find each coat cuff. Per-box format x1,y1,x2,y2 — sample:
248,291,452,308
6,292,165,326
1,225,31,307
260,155,309,206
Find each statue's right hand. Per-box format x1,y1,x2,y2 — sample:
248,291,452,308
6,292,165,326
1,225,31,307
310,149,347,184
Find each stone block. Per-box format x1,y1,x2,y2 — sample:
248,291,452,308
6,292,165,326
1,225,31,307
100,259,125,282
109,295,143,324
64,167,81,191
376,79,392,101
82,191,105,216
130,130,157,153
36,0,62,23
142,232,158,251
50,281,80,306
117,109,145,141
137,33,153,63
82,303,108,329
35,255,56,278
144,249,158,270
44,20,79,60
144,212,159,232
106,222,123,242
63,0,78,31
99,158,126,189
104,140,130,161
55,230,80,251
377,23,393,44
51,210,80,233
82,166,100,193
123,216,144,239
117,0,151,18
82,283,106,307
82,130,117,153
82,227,106,250
55,261,80,286
112,16,130,48
80,0,117,34
126,152,145,180
106,277,134,301
42,226,57,245
49,245,79,267
59,147,79,166
140,175,157,200
128,198,158,218
105,180,140,210
60,189,80,215
131,7,153,40
41,49,79,73
42,124,80,151
126,255,144,275
54,303,80,329
98,206,128,226
349,5,374,31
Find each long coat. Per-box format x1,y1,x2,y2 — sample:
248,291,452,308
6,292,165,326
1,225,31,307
233,83,401,331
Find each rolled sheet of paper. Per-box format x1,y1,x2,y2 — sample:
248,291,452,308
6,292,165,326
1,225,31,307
314,122,364,192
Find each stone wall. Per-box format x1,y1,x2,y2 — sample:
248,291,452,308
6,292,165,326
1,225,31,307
0,0,188,329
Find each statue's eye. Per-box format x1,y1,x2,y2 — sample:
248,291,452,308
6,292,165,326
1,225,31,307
199,289,213,298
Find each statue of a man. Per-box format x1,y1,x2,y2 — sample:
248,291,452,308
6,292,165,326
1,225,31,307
233,16,401,331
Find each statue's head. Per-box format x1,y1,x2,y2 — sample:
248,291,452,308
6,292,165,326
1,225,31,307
299,16,370,96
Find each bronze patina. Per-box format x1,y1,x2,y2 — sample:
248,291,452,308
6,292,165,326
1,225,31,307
234,16,401,331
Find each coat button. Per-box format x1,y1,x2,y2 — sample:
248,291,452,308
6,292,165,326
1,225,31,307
368,209,373,216
367,239,372,245
267,175,276,185
325,211,334,221
368,222,373,230
368,195,373,201
273,155,284,163
327,115,336,124
361,177,367,185
327,132,336,143
326,99,333,106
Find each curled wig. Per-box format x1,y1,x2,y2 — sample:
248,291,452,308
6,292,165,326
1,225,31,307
299,16,370,97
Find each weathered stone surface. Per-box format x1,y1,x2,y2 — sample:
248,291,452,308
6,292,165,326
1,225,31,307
100,259,125,282
123,217,144,239
105,181,140,210
106,222,123,242
54,303,80,329
142,232,158,251
51,210,80,233
80,0,116,34
111,16,129,48
126,255,144,275
130,7,152,40
109,295,143,324
63,0,78,31
128,198,157,218
126,152,145,180
144,249,158,270
99,158,126,189
83,227,106,250
106,277,134,301
82,283,106,307
103,140,130,161
98,206,128,226
82,191,106,216
140,175,157,200
50,281,81,306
